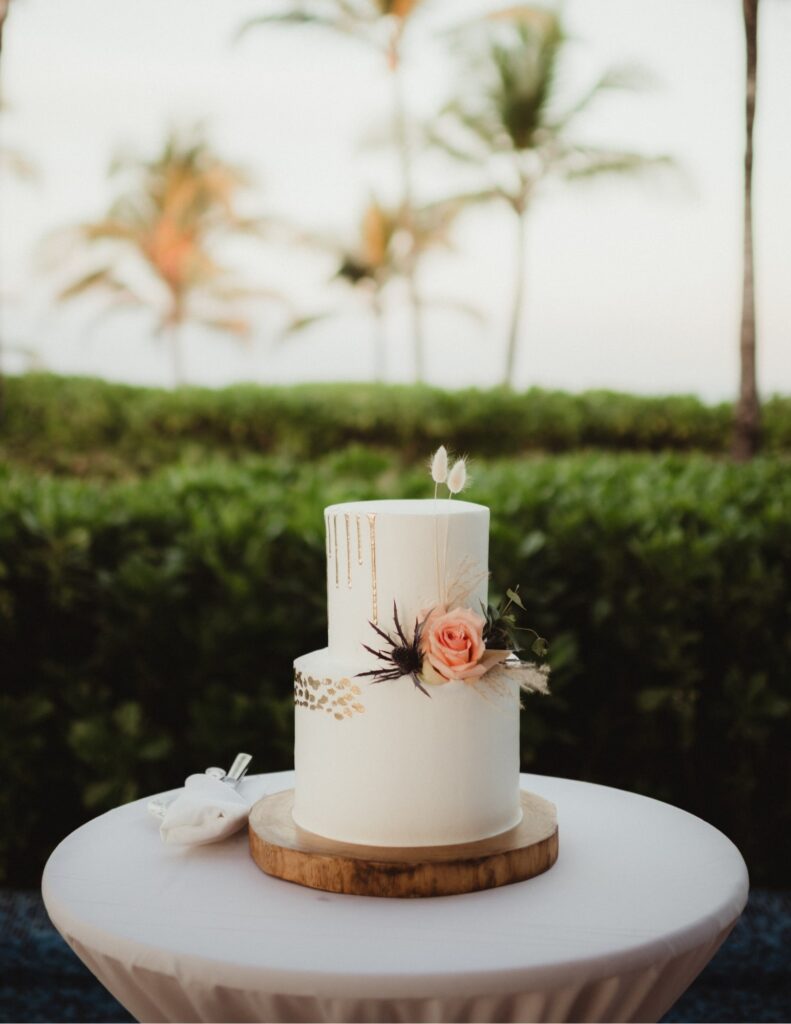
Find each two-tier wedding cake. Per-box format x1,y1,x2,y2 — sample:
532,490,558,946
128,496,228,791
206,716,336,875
292,453,549,849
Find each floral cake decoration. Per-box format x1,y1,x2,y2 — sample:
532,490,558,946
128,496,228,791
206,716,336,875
358,446,551,699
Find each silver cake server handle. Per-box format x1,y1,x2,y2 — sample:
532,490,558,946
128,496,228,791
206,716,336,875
147,752,253,820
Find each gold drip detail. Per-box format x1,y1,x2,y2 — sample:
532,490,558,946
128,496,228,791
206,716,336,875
344,512,352,588
356,514,363,565
333,514,339,589
367,512,378,625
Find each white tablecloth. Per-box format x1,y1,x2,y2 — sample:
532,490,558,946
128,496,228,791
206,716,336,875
42,772,748,1023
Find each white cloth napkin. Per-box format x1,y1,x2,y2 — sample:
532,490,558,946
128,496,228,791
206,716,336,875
159,774,256,846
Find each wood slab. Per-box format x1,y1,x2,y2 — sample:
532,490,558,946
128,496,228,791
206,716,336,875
248,789,558,898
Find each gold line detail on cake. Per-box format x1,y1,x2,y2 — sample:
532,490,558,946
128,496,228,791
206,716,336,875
345,512,352,588
367,512,378,625
333,514,339,589
293,670,366,718
356,514,363,565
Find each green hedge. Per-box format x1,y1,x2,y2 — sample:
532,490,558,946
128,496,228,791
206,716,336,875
2,448,790,886
4,373,791,474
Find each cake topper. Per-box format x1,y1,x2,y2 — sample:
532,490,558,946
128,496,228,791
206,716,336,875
447,457,467,497
430,445,468,499
430,445,448,497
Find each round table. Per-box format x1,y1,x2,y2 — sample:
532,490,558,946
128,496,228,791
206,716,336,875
42,772,748,1024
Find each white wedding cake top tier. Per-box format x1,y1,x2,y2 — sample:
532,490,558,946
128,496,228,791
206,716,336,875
324,498,489,663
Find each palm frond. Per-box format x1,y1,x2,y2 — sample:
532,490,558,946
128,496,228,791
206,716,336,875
380,0,424,20
549,64,657,132
443,3,558,38
484,5,560,31
282,310,336,339
195,315,253,339
207,283,290,305
491,22,563,149
335,255,377,285
424,121,493,166
236,9,369,44
57,268,143,305
78,219,142,245
560,147,675,181
424,296,486,323
438,100,509,154
340,0,379,19
424,187,508,213
440,17,564,157
239,10,330,29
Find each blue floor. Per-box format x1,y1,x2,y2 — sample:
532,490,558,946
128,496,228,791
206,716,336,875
1,889,789,1023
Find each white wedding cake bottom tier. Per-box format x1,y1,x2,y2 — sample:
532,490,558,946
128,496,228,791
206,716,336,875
293,649,523,847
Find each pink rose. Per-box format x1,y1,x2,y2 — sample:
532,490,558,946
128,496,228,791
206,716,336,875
420,606,490,683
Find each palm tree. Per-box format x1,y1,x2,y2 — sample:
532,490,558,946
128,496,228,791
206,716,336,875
0,107,36,421
335,200,401,380
732,0,760,460
53,129,282,387
1,0,37,420
0,0,11,58
290,197,471,380
239,0,430,380
430,7,671,388
0,0,15,421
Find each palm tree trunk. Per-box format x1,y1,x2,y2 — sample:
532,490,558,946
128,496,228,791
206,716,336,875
0,0,10,57
733,0,761,461
372,290,387,382
0,334,5,425
390,42,425,383
0,0,9,424
503,207,527,389
169,323,186,388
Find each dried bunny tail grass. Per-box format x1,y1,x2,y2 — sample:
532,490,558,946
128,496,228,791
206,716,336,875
447,457,468,496
430,445,449,486
470,673,514,711
483,660,551,707
445,556,489,611
470,660,551,710
516,661,551,697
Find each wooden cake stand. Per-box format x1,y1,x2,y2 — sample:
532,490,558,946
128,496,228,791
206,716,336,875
248,789,558,898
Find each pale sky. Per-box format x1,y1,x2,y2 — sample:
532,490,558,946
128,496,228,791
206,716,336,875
1,0,789,398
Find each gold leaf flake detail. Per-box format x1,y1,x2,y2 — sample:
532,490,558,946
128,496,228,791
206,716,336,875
293,669,366,717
